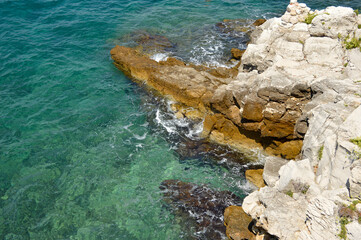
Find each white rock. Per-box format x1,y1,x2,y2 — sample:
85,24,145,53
243,186,308,239
299,3,306,8
356,203,361,212
346,221,361,240
299,195,339,240
263,156,289,187
309,7,357,38
276,159,315,192
304,37,344,68
349,160,361,199
272,39,304,61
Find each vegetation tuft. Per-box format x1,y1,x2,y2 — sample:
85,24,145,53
318,145,324,161
304,13,317,24
338,217,349,240
286,190,293,198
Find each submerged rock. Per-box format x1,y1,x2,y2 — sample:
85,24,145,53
159,180,243,239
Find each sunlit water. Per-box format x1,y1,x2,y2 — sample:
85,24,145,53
1,0,360,239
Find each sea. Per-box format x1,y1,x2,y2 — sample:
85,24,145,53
1,0,360,239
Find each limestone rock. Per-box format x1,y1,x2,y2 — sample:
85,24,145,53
276,159,315,192
243,186,308,239
349,160,361,199
304,37,344,68
299,195,339,240
263,156,289,187
245,169,266,189
224,206,256,240
309,7,357,38
346,221,361,240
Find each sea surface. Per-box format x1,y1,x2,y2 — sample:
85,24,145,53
1,0,360,239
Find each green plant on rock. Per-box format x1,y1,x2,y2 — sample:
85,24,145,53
318,145,324,161
351,137,361,149
350,200,361,210
350,137,361,159
358,24,361,29
286,190,293,198
355,9,359,16
338,217,349,240
343,35,361,50
304,13,317,24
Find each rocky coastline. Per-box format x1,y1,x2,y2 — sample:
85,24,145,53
111,1,361,239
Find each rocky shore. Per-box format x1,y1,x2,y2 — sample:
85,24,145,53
111,1,361,239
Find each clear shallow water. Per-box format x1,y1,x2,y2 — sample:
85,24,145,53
1,0,361,239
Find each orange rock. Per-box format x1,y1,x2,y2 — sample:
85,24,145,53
253,19,267,26
260,119,295,139
231,48,246,60
242,122,261,132
242,101,264,122
245,169,266,188
224,206,256,240
265,140,303,159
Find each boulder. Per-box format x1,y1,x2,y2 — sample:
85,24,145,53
263,157,289,187
253,19,266,27
242,187,308,239
276,159,315,192
245,169,266,189
347,221,361,240
242,101,264,122
231,48,246,60
224,206,256,240
309,7,357,38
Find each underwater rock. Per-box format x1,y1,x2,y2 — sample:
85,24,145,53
159,179,242,239
127,30,177,54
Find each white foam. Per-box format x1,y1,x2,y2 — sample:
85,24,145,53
150,53,168,62
133,133,147,140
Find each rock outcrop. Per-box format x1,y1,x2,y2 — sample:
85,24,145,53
111,19,313,159
111,1,361,239
240,1,361,239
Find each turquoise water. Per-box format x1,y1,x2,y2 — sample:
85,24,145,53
1,0,361,239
